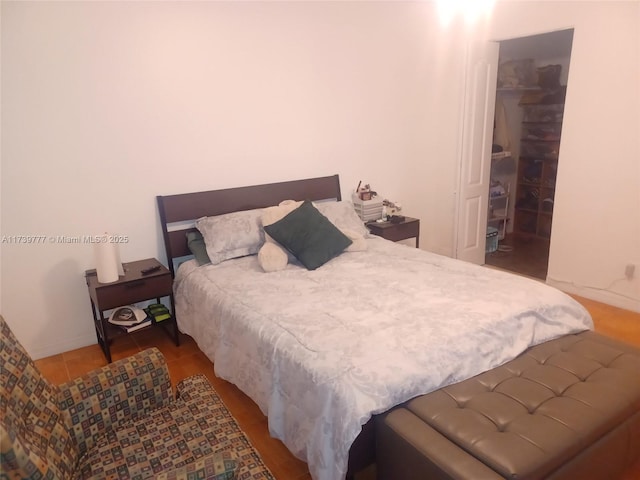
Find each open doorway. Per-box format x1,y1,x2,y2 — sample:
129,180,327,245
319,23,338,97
485,29,574,280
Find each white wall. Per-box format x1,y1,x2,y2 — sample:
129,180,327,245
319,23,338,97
1,1,638,359
487,1,640,311
1,1,466,357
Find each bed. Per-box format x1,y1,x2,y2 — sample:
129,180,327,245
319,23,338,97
157,175,593,480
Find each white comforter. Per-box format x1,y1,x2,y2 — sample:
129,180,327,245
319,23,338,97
174,237,593,480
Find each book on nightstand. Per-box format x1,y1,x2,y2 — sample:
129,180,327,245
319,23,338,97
119,318,152,333
108,305,148,326
145,303,171,323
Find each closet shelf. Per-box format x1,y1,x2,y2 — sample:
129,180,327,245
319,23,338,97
514,102,564,240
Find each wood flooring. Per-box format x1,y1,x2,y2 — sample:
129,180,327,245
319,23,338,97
35,294,640,480
485,233,550,280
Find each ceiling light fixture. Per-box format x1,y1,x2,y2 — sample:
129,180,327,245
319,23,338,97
436,0,496,27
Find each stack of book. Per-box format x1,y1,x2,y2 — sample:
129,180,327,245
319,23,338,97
108,306,151,333
145,303,171,323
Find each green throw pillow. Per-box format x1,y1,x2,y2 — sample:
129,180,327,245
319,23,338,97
264,200,352,270
186,230,212,266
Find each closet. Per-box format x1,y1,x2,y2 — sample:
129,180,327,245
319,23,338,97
515,101,564,239
485,29,573,280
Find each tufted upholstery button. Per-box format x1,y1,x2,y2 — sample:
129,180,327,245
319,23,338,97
378,331,640,480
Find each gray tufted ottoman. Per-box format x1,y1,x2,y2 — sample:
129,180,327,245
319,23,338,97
376,331,640,480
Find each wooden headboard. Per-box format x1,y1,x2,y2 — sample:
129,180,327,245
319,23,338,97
157,174,341,276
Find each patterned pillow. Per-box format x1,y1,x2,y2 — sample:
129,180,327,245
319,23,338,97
196,209,265,265
314,200,370,238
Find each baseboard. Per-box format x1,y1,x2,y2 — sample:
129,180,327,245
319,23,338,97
30,333,98,361
546,278,640,313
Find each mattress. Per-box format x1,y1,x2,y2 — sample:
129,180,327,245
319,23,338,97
174,237,593,480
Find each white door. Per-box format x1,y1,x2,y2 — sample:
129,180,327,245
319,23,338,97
455,40,499,264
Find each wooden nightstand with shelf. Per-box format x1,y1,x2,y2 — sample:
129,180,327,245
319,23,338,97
85,258,179,362
366,217,420,248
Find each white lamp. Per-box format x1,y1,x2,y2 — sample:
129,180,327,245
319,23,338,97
94,233,122,283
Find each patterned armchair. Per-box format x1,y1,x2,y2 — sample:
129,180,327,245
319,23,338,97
0,315,274,479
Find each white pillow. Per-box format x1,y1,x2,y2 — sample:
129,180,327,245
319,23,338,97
314,200,370,238
195,208,264,265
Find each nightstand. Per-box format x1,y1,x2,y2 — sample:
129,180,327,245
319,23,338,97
367,217,420,248
85,258,179,362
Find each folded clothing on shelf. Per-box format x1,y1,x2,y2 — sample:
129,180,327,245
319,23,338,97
145,303,171,323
